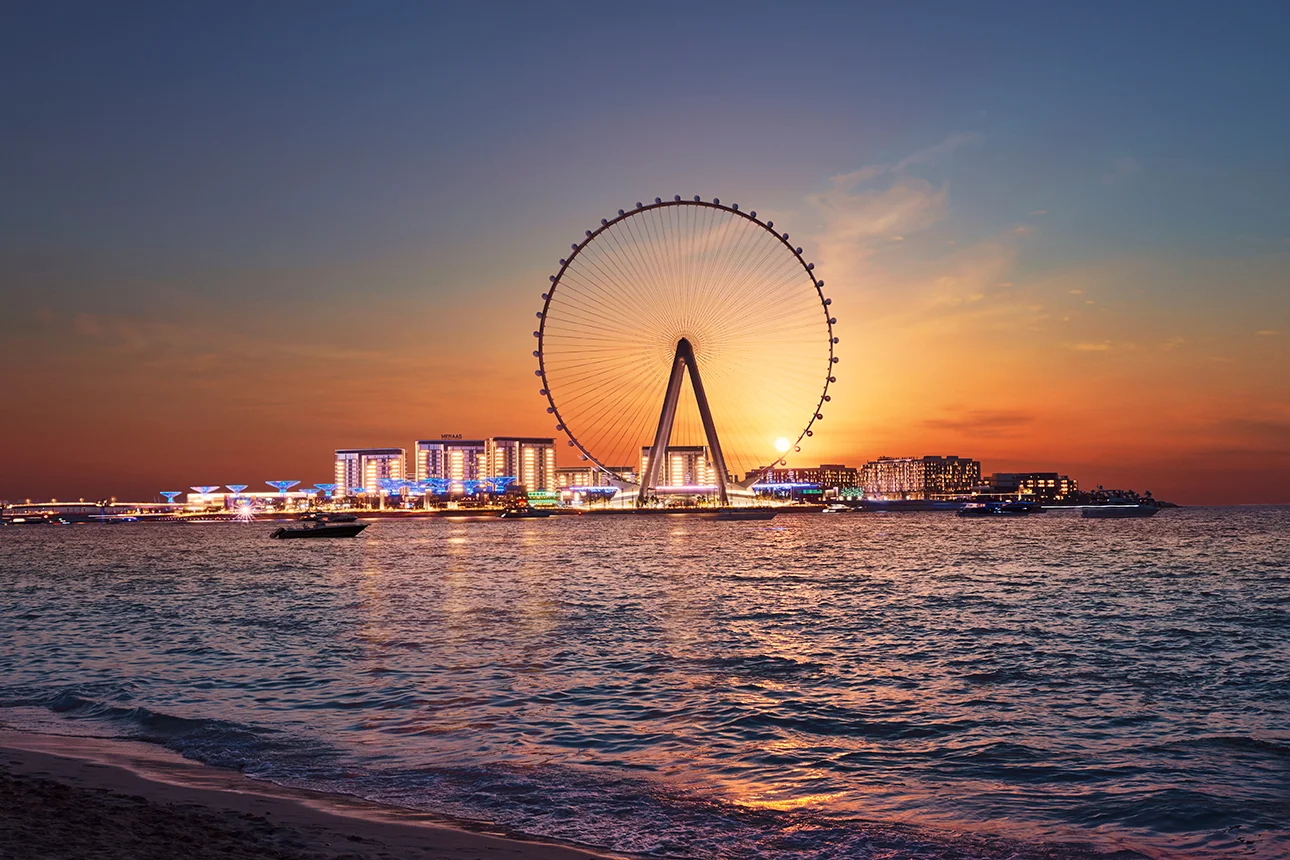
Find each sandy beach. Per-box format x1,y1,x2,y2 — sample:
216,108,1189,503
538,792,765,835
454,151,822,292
0,731,615,860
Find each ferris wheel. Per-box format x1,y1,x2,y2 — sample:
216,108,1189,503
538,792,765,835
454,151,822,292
534,196,837,504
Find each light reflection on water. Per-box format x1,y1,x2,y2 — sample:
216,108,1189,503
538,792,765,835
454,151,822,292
1,508,1288,859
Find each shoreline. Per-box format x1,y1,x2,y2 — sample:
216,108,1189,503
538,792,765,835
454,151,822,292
0,729,619,860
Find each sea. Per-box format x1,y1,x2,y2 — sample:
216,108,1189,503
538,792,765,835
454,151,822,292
1,508,1287,859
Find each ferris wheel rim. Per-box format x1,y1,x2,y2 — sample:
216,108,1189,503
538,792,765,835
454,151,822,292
534,197,837,481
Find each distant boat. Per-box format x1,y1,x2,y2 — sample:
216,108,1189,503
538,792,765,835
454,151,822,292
270,512,368,539
822,503,855,514
498,503,553,519
958,500,1044,518
1081,504,1159,519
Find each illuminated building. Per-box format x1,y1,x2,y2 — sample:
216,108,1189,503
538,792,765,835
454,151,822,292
860,457,925,499
334,448,405,495
989,472,1077,501
556,465,636,488
760,464,859,488
920,456,982,496
639,445,713,488
415,438,486,482
486,437,556,491
859,455,982,499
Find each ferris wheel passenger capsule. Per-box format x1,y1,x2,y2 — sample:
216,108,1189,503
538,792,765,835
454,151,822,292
830,356,839,363
795,247,803,254
636,202,643,208
571,243,579,250
546,407,554,414
829,317,836,324
541,293,548,300
731,203,738,210
829,376,836,383
534,370,543,376
674,195,681,202
806,430,813,437
533,350,541,358
533,331,540,338
713,198,720,205
749,211,756,217
618,209,625,216
655,197,662,204
832,337,839,344
807,263,814,270
824,395,831,402
600,219,607,225
539,389,548,396
560,259,566,265
824,298,832,305
816,413,824,420
549,275,556,282
693,195,701,202
766,220,773,228
586,230,593,237
567,440,575,446
536,311,544,318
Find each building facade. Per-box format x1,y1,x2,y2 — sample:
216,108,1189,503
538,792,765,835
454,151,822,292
859,455,982,499
759,464,860,488
334,448,405,495
486,437,556,491
989,472,1077,501
921,455,982,496
639,445,714,488
860,457,925,498
415,438,487,482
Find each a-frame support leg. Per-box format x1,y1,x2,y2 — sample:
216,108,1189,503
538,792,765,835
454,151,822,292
638,338,731,506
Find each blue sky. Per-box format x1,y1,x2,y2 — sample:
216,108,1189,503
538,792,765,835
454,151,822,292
1,1,1287,502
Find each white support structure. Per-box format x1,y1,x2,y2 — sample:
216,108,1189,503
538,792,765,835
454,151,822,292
638,338,731,506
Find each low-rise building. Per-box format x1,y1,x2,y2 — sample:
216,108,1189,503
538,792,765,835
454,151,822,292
487,437,556,491
759,464,860,488
640,445,714,488
415,438,486,482
334,448,405,495
921,455,982,497
859,455,981,499
989,472,1078,501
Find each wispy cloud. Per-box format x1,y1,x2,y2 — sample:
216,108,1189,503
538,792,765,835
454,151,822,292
808,134,983,288
923,409,1033,432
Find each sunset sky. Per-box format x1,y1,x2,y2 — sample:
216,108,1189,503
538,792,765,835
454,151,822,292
2,2,1287,504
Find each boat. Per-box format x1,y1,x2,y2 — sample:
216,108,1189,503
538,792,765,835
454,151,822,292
957,500,1043,517
270,512,368,539
498,502,553,519
714,508,777,520
822,503,854,514
1081,504,1159,519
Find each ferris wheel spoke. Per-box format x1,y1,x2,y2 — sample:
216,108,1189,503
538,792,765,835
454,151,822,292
537,199,835,483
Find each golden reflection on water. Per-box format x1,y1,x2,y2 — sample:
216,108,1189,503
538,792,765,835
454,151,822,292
733,791,843,812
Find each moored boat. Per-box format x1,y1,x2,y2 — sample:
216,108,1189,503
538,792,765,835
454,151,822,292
498,502,553,519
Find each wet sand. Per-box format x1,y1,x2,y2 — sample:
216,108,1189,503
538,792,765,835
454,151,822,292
0,731,616,860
